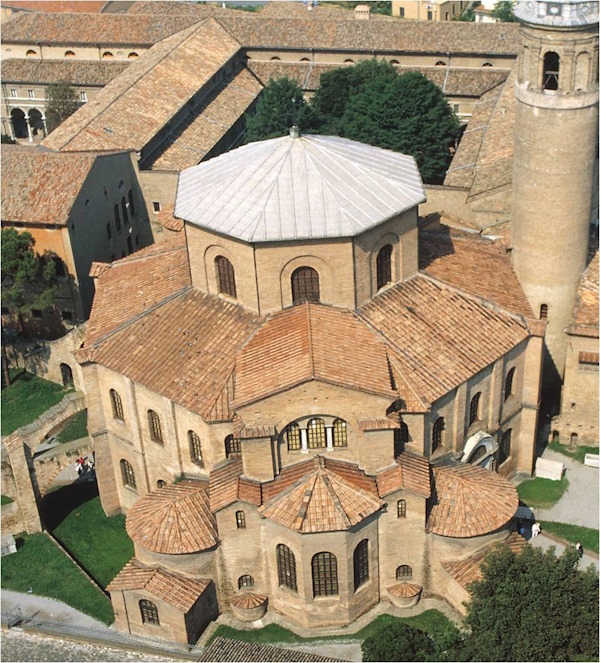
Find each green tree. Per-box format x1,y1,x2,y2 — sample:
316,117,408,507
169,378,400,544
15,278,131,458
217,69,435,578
362,621,434,661
491,0,518,22
45,81,80,133
245,77,318,143
457,544,599,661
1,229,58,319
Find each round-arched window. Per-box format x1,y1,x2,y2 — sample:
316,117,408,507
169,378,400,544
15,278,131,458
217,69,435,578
291,267,320,304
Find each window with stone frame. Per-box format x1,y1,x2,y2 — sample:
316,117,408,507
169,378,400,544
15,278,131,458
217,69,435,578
469,392,481,427
307,418,326,449
540,303,548,319
225,434,241,459
498,429,511,466
432,417,445,453
504,367,515,401
396,564,412,579
332,419,348,447
110,389,124,421
238,575,254,589
139,599,159,625
236,510,246,529
188,430,203,466
120,459,136,489
353,539,369,591
542,51,560,91
376,244,393,290
286,423,301,451
147,410,163,444
397,499,406,518
291,266,320,304
312,551,338,597
215,256,237,298
276,544,297,592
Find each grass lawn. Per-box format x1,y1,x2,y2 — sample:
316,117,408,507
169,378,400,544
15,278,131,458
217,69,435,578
1,494,14,505
56,409,88,444
48,485,133,588
547,439,599,465
0,532,114,625
1,369,72,436
539,521,599,554
208,610,454,646
517,476,569,509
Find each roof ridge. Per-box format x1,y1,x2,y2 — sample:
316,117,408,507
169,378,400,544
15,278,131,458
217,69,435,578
320,471,352,529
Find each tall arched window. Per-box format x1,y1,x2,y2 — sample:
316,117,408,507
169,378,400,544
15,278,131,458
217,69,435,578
397,499,406,518
276,544,297,591
543,51,560,91
432,417,445,453
291,267,320,304
147,410,163,444
394,422,409,457
225,434,241,458
110,389,124,421
114,204,121,231
120,459,136,489
236,510,246,529
128,189,136,216
332,419,347,447
376,244,393,290
540,304,548,319
121,197,129,225
60,363,73,387
504,367,515,401
307,418,326,449
469,392,481,426
188,430,203,466
139,599,159,625
396,564,412,579
215,256,236,298
498,429,511,466
286,423,301,451
238,575,254,589
312,552,338,597
353,540,369,591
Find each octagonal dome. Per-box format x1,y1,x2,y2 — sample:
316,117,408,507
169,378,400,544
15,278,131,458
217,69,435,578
175,133,425,243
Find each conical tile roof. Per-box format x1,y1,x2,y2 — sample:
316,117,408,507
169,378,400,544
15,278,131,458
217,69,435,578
230,592,268,609
259,457,383,533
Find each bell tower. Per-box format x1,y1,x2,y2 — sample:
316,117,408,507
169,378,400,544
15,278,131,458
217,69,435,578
510,0,598,385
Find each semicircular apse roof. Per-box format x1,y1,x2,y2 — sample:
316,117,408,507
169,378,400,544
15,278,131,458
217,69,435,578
175,133,426,243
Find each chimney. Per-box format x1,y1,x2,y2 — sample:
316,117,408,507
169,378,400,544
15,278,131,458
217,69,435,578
354,4,371,19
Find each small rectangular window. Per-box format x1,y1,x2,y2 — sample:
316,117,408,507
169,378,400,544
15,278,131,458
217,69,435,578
453,104,460,113
427,10,433,20
152,201,161,213
10,89,17,98
79,91,87,102
399,6,405,16
28,89,35,99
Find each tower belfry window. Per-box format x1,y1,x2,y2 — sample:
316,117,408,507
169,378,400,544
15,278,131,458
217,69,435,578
542,52,560,91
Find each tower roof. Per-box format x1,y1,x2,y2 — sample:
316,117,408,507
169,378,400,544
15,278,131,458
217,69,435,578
175,133,425,243
514,0,599,28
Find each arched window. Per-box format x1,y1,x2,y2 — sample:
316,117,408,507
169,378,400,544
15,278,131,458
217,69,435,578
394,422,409,457
344,59,354,64
120,459,136,489
376,244,393,290
128,189,135,216
157,479,166,488
498,429,511,466
469,392,481,426
276,544,297,591
396,564,412,579
188,430,203,466
435,60,447,66
238,575,254,589
397,499,406,518
291,267,320,304
110,389,124,421
64,50,75,58
128,52,139,59
469,444,487,464
121,196,128,225
52,256,66,277
300,57,310,62
332,419,347,447
540,304,548,319
60,363,73,387
270,56,281,61
114,204,121,231
482,62,493,67
215,256,237,298
307,418,326,449
236,510,246,529
286,423,301,451
225,434,241,459
353,540,369,591
570,432,578,445
543,51,560,91
504,367,515,401
390,59,399,65
26,50,37,57
102,51,114,59
312,551,338,597
147,410,163,444
432,417,445,453
139,599,159,625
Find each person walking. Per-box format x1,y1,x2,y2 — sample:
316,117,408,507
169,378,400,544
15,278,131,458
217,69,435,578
532,522,541,538
575,541,584,558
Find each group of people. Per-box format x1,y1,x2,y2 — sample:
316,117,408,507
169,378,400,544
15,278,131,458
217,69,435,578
75,454,95,476
518,519,585,558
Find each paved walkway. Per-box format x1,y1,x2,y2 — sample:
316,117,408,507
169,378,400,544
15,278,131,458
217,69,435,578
529,533,599,571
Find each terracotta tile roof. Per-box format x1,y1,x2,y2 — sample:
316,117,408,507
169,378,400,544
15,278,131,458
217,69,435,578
42,19,242,154
157,205,184,232
229,592,267,610
262,459,315,503
376,452,431,498
359,274,530,405
442,531,526,588
1,59,129,86
128,1,236,19
322,457,379,495
419,227,533,319
125,480,218,554
259,456,383,533
258,1,397,20
235,303,398,407
3,1,107,13
147,68,262,172
428,464,519,538
358,418,401,431
568,251,598,337
1,146,96,226
238,477,262,506
200,637,343,663
107,558,210,612
2,11,198,46
209,458,243,513
387,582,422,598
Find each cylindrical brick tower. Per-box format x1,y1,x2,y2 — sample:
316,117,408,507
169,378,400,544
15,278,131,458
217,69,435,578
511,0,599,386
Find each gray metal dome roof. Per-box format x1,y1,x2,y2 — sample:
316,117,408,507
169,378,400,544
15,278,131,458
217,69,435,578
175,133,425,243
515,0,598,27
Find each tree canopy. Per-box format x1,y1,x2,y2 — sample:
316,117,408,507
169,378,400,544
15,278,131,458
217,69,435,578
362,621,434,661
457,544,599,661
491,0,518,22
45,81,80,133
